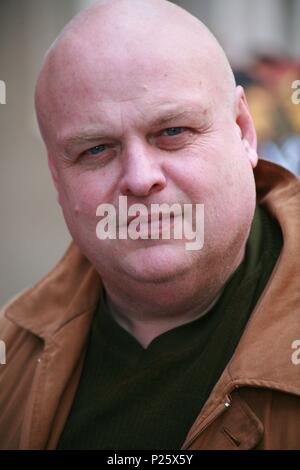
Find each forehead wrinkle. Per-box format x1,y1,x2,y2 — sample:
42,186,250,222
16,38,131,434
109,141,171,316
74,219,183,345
151,103,211,125
59,100,211,149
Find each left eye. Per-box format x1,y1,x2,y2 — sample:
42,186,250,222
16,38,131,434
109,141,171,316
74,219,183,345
162,127,185,136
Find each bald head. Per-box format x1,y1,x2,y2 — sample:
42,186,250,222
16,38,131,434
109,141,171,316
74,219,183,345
35,0,236,146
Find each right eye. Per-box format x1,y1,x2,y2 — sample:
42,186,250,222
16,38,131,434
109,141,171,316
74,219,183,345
85,144,108,156
79,143,118,167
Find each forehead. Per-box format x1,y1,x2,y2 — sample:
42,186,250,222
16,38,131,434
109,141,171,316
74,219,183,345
42,28,228,147
49,55,214,135
55,54,205,102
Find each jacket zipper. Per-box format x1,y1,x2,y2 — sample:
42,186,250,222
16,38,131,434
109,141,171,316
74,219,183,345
181,394,232,449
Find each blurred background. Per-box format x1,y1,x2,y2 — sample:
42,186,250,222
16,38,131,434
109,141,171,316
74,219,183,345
0,0,299,306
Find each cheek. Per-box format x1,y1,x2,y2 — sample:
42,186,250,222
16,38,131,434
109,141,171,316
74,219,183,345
165,136,255,220
58,170,115,219
56,174,114,249
164,142,227,202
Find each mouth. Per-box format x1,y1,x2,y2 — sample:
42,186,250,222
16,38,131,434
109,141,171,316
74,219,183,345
126,214,177,240
127,213,175,227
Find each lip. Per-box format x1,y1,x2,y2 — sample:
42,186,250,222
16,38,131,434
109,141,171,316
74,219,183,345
126,213,175,227
132,215,177,238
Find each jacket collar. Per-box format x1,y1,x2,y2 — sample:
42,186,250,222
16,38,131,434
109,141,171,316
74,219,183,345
227,159,300,394
5,160,300,391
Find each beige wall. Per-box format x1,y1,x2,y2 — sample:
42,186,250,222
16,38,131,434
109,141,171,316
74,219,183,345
0,1,78,306
174,0,300,65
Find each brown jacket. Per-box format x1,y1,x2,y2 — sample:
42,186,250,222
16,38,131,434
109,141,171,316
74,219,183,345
1,160,300,450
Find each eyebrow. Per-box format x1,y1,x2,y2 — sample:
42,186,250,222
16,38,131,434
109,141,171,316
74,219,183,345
151,101,210,127
153,109,201,126
60,104,209,151
62,133,108,151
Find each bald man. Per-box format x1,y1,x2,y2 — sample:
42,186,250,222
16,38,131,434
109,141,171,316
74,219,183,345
1,0,300,450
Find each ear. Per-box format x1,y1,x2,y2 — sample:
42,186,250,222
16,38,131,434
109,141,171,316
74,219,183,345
47,154,62,206
235,85,258,169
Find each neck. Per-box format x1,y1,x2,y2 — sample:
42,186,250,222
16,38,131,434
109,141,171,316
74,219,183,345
106,285,225,348
101,242,246,349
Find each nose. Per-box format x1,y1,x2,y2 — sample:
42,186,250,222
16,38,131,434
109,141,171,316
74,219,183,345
119,141,167,197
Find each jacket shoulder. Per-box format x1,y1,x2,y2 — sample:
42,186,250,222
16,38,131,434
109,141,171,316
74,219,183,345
0,300,43,449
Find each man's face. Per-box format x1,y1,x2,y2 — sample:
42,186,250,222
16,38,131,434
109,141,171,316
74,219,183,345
46,44,257,286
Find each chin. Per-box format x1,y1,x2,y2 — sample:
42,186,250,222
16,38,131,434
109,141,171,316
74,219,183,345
120,242,194,283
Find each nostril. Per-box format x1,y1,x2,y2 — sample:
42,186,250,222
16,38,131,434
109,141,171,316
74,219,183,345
120,179,166,198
